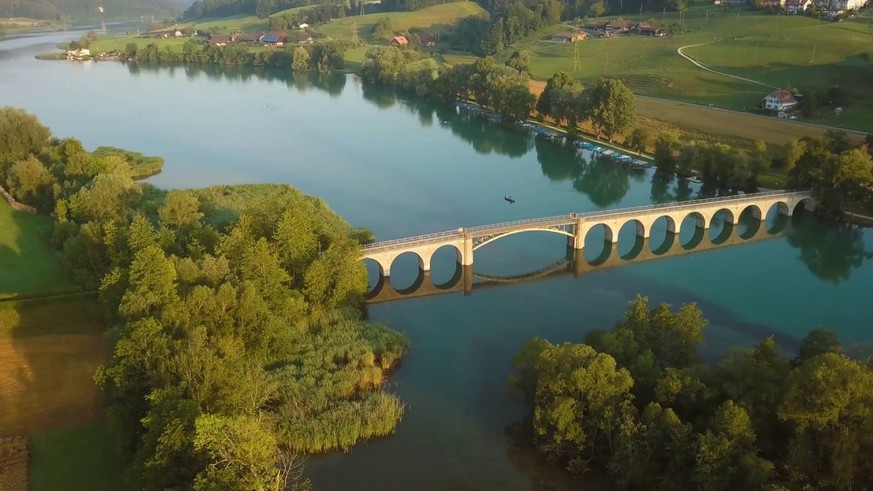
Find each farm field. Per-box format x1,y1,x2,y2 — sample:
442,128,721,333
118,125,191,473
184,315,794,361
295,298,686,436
0,296,107,436
519,9,873,131
0,201,76,299
315,1,486,42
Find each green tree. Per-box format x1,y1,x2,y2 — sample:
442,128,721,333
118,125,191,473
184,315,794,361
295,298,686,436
794,328,842,365
291,46,309,71
5,154,55,207
626,126,651,156
783,139,805,172
193,414,285,490
653,130,681,174
119,245,179,319
588,79,637,141
0,107,50,169
527,342,634,474
159,190,203,230
536,71,573,119
693,401,774,490
506,49,531,73
779,353,873,489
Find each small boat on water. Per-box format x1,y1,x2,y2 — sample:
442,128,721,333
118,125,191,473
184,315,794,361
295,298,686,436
504,195,516,204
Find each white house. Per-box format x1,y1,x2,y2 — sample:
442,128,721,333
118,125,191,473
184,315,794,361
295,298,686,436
831,0,865,9
66,48,91,60
763,89,799,111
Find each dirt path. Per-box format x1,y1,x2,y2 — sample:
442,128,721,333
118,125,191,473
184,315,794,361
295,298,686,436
676,43,777,89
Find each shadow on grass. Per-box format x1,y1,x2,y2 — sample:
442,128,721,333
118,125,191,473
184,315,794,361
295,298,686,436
29,424,123,491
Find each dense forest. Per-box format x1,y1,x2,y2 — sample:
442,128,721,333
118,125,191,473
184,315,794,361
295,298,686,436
0,107,407,489
511,295,873,490
0,0,189,20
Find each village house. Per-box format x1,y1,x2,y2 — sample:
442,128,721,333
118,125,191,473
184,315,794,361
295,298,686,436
418,32,437,47
208,34,232,47
66,48,90,60
550,32,587,42
785,0,813,12
607,19,635,33
390,36,408,46
763,89,799,111
830,0,865,9
260,32,288,46
638,26,666,36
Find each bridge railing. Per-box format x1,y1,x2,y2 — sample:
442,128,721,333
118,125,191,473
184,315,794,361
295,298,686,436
467,214,573,234
360,190,812,253
574,190,812,221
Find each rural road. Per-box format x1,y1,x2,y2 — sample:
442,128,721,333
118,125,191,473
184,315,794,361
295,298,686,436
677,44,777,89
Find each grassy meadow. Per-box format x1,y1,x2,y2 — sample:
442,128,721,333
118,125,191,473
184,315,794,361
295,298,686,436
0,201,76,299
519,8,873,131
316,1,486,42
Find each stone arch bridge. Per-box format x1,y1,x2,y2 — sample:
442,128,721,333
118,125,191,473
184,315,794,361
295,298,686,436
360,190,815,278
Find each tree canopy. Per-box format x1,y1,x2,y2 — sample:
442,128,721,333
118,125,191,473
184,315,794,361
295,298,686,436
512,296,873,489
4,108,408,490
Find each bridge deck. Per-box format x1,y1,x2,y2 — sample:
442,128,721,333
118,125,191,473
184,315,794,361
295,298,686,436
360,190,812,254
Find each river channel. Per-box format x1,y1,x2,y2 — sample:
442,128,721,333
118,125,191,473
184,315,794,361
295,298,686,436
2,29,872,490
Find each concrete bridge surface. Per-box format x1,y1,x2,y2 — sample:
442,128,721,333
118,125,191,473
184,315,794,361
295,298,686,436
360,190,815,280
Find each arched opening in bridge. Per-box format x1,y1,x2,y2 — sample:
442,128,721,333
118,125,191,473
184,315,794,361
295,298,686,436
792,198,815,217
474,232,570,277
765,202,791,234
679,212,706,250
737,205,762,240
617,220,646,260
584,224,614,265
429,244,463,288
648,216,676,255
388,251,426,292
709,209,735,245
363,258,387,299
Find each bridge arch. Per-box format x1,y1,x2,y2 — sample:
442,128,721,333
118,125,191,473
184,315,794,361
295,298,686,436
584,223,616,246
472,227,574,251
618,220,646,260
423,243,463,272
741,204,763,221
710,209,735,244
792,197,815,215
681,211,707,233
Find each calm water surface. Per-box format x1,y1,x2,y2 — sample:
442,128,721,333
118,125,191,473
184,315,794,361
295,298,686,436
2,31,872,490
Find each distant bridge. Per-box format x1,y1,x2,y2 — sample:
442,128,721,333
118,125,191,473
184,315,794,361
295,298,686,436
360,190,815,279
364,214,796,304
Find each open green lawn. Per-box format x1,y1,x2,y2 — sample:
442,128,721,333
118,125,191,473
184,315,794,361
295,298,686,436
0,201,76,299
316,1,486,42
520,9,873,131
29,424,123,491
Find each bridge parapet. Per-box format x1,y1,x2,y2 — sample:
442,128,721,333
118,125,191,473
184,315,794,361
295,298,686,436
359,190,814,277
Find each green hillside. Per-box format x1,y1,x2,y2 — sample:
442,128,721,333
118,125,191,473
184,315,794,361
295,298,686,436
0,0,191,20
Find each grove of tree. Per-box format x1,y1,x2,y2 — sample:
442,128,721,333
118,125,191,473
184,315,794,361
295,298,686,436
0,107,408,490
511,295,873,490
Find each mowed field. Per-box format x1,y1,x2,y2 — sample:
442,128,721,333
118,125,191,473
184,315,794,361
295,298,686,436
0,201,76,299
519,9,873,131
316,2,486,42
0,295,107,436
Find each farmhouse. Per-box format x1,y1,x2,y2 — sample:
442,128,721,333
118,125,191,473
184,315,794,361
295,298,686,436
763,89,799,111
785,0,813,12
390,36,409,46
418,32,437,47
209,34,231,46
260,32,288,46
66,48,91,60
550,32,587,42
639,27,665,36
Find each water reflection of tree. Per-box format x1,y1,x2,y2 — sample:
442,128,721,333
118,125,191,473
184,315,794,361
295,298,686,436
360,83,397,109
536,137,579,182
125,63,346,95
786,216,873,283
431,106,533,158
573,155,631,208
